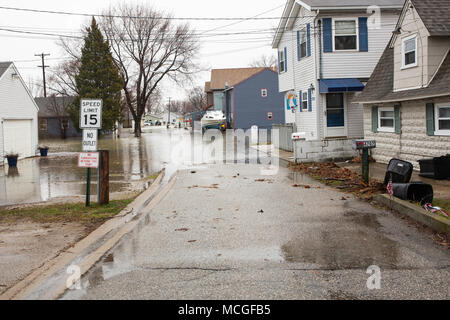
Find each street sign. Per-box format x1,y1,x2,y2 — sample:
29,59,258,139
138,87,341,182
80,99,102,129
78,152,99,169
82,129,98,152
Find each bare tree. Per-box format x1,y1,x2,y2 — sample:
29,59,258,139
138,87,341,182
47,32,85,96
47,94,73,139
249,54,278,69
187,86,207,112
47,60,80,96
101,4,200,137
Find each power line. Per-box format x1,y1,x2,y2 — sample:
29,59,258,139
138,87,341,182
0,5,297,20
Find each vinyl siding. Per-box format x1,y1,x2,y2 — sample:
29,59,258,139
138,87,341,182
321,12,399,79
292,8,318,140
0,64,39,163
234,69,284,130
346,92,364,139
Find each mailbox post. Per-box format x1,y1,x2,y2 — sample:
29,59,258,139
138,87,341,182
352,140,376,184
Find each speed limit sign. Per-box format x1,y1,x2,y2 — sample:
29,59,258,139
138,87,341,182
80,99,102,129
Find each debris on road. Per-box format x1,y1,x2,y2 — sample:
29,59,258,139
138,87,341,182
175,228,189,232
292,184,312,189
289,162,384,200
188,184,219,189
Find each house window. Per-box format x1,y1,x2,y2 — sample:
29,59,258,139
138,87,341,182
378,107,395,132
402,34,417,68
267,112,273,120
261,89,268,97
299,29,307,58
435,104,450,135
302,91,308,111
39,119,48,131
279,50,286,72
334,19,357,50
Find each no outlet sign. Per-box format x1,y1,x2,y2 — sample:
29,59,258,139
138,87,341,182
82,129,98,152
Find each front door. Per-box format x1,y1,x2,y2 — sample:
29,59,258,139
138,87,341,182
325,93,346,137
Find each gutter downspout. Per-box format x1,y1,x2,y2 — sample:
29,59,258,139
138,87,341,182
316,11,323,140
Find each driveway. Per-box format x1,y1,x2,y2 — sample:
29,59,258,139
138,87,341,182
62,163,450,300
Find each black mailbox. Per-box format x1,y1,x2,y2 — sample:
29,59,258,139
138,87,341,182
352,140,376,150
352,140,377,184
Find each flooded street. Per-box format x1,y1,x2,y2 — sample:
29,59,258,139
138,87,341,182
0,128,272,206
0,128,185,206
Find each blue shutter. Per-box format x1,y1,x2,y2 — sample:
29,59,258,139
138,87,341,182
277,51,281,74
299,90,303,112
308,88,312,112
284,47,287,71
297,31,301,61
323,18,332,52
307,23,311,57
359,17,368,52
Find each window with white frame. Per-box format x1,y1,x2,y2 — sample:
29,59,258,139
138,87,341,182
378,107,395,132
435,104,450,135
279,50,286,72
334,19,357,50
302,91,308,111
299,29,307,58
261,89,268,97
402,34,417,68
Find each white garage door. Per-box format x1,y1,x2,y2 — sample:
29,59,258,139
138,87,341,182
3,119,33,159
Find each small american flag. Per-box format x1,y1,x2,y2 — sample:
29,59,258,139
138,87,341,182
387,175,394,196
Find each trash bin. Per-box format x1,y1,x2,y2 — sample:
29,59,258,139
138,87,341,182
418,155,450,180
392,182,433,205
384,158,414,185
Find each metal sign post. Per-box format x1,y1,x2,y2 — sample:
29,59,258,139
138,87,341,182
80,99,102,207
353,140,377,184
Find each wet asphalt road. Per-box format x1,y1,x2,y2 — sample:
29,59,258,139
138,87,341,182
62,160,450,300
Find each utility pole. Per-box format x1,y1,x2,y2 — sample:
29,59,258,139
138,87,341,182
35,53,50,97
167,97,171,128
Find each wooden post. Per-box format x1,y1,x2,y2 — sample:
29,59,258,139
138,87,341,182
98,150,109,205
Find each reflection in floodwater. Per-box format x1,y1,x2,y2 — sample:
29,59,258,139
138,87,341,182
0,128,278,206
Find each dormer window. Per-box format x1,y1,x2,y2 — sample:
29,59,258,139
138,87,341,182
402,34,417,68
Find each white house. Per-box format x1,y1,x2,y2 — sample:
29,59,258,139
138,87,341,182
354,0,450,168
0,62,39,164
273,0,404,162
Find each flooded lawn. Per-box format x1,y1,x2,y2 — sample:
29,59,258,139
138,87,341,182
0,129,178,206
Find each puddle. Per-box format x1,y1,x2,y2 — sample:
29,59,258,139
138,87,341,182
282,211,399,269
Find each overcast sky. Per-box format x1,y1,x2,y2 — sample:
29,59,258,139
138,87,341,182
0,0,285,101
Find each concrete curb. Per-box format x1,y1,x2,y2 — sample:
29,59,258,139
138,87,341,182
374,194,450,235
0,169,176,300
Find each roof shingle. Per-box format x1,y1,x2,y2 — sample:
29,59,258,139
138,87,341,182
355,47,450,103
209,67,270,90
412,0,450,36
0,62,13,78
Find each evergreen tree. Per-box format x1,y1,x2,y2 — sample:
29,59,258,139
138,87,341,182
68,18,123,132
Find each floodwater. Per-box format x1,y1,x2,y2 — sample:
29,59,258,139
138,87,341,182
0,129,183,206
0,128,273,206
